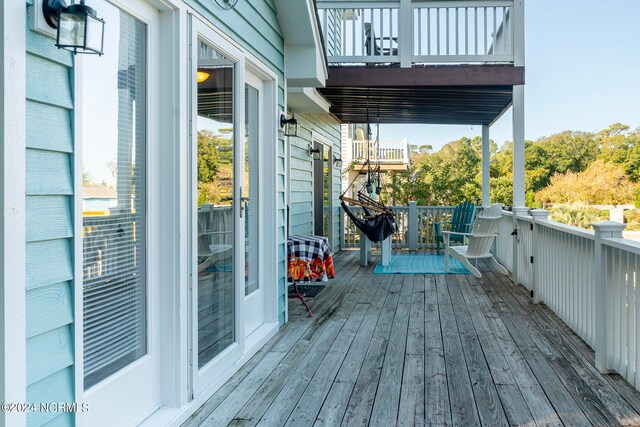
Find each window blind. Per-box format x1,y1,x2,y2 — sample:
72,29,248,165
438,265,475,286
82,9,147,390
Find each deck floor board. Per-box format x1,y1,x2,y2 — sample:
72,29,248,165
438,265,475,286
184,250,640,427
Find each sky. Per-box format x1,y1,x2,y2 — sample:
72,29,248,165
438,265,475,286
378,0,640,150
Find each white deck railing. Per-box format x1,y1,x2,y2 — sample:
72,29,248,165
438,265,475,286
339,203,640,391
317,0,517,66
342,202,462,249
494,209,640,391
350,139,409,164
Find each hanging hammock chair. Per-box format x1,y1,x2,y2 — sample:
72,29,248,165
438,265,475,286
340,114,397,243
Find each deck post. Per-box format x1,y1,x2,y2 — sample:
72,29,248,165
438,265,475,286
511,206,529,286
399,0,412,67
512,85,525,207
513,0,525,67
359,230,370,266
381,236,391,266
481,125,490,207
339,206,345,251
592,221,625,373
408,200,418,250
529,209,549,304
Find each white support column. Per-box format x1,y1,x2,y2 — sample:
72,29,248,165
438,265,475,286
593,221,625,374
512,85,525,207
359,231,370,266
482,125,491,207
512,0,525,208
399,0,413,68
408,201,418,250
1,1,27,426
529,209,549,304
381,236,391,266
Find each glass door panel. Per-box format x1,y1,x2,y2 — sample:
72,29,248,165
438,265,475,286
196,40,236,368
244,84,259,297
82,6,147,390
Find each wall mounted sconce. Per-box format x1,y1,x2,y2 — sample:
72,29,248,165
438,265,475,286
308,146,321,160
280,114,298,137
43,0,105,55
214,0,239,9
333,154,342,167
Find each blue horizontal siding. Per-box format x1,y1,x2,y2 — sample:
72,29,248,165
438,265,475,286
26,150,73,196
26,282,73,338
26,367,74,426
26,4,75,425
26,239,73,291
26,326,74,386
26,196,73,242
26,101,73,152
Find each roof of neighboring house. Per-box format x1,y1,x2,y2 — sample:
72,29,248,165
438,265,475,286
83,185,117,199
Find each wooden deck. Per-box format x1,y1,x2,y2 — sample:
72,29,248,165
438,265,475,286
184,250,640,426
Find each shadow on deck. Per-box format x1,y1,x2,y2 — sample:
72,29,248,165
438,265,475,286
185,250,640,426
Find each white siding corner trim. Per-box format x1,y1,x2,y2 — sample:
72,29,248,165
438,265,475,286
1,1,27,426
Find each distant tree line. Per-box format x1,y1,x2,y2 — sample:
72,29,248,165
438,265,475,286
384,123,640,208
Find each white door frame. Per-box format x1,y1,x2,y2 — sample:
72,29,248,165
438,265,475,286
74,1,167,425
188,15,279,399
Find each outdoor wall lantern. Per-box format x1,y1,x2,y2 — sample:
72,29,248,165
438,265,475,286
280,114,298,137
214,0,239,9
308,146,321,160
43,0,105,55
333,154,342,167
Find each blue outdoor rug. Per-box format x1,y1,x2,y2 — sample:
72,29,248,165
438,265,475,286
374,254,471,274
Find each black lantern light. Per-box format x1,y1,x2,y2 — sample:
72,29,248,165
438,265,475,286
280,114,298,137
332,154,342,168
308,146,321,160
43,0,105,55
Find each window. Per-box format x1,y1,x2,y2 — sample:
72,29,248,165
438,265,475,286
81,6,148,389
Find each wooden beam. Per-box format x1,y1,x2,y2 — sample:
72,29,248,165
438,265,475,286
325,65,525,88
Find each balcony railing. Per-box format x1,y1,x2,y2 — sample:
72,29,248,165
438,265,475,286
339,202,640,392
350,139,409,164
317,0,517,66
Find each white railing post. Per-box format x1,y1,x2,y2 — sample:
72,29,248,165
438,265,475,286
512,206,529,284
339,206,345,251
408,201,418,250
593,221,625,373
399,0,412,67
530,209,549,304
360,230,370,266
512,0,525,67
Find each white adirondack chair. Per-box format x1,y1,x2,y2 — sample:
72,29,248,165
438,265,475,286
443,203,509,279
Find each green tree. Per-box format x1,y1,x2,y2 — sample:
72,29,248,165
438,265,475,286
197,129,221,183
536,160,638,205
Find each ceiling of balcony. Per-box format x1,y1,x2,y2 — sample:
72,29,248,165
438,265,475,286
318,65,524,125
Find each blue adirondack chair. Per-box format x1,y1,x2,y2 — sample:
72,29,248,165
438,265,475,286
435,201,477,255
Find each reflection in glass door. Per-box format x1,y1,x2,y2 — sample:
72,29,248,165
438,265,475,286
195,40,236,368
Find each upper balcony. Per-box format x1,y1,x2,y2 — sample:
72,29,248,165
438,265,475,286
317,0,518,67
314,0,524,125
345,138,410,172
